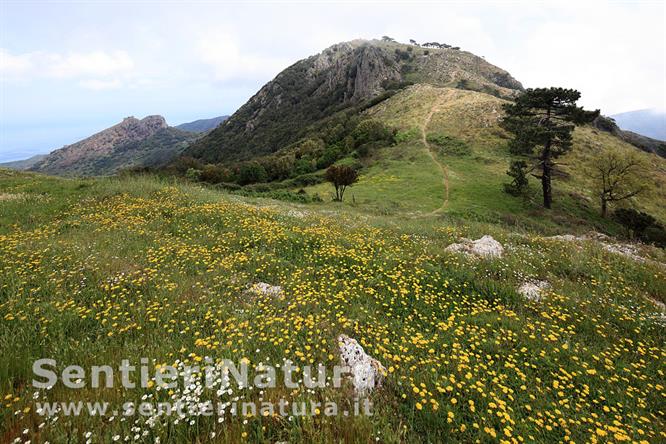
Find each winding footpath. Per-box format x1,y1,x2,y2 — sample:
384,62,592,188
421,96,450,215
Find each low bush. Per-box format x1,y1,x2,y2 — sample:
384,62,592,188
232,188,322,203
395,127,421,143
427,133,472,156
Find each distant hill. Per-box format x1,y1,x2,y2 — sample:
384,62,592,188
592,115,666,158
0,154,47,170
185,38,523,163
176,116,229,133
611,109,665,141
30,116,197,176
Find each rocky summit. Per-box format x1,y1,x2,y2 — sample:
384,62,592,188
185,39,523,163
30,116,196,176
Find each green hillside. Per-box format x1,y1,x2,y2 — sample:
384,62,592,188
1,169,664,443
0,154,47,171
185,39,522,163
2,37,665,444
176,115,229,133
301,85,666,231
87,127,197,175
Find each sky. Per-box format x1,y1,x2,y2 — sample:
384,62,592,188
1,0,665,162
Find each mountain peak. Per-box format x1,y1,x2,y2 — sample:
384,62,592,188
30,115,183,176
187,37,523,163
118,115,168,130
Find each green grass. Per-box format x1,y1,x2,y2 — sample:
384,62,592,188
307,84,666,235
1,170,665,443
1,84,664,444
305,143,444,214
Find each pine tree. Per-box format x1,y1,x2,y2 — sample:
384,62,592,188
504,160,529,196
500,88,599,208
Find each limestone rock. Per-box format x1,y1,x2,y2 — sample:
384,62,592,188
547,232,661,266
446,235,504,258
601,243,645,263
337,334,385,395
518,281,551,302
246,282,283,298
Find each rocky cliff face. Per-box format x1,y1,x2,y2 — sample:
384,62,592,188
31,116,195,176
186,39,523,163
308,41,402,101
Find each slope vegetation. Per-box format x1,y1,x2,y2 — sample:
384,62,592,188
302,84,665,230
1,170,664,443
186,39,522,163
0,154,47,171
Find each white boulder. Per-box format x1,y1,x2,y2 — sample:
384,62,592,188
445,235,504,258
547,232,661,266
601,243,645,263
246,282,284,298
548,234,579,242
518,280,551,302
337,334,386,395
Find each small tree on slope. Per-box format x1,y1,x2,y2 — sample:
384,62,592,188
592,148,646,218
325,165,358,202
500,88,599,209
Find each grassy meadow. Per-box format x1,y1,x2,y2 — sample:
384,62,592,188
336,85,666,232
1,168,665,443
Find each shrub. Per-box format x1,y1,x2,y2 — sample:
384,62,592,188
356,144,370,158
394,48,411,61
214,182,242,191
238,162,268,185
296,138,325,158
352,119,395,147
200,164,233,184
612,208,665,247
260,155,295,182
642,226,666,248
244,183,274,193
504,160,529,196
613,208,656,238
325,165,358,202
395,128,420,144
426,134,471,156
294,157,316,175
173,156,204,174
286,173,325,187
185,168,202,181
232,188,321,204
316,146,341,169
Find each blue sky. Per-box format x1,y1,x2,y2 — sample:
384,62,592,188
1,0,665,162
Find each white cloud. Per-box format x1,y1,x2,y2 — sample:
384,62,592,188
490,2,665,114
79,78,123,90
47,50,133,78
196,31,289,82
0,48,32,76
0,48,134,88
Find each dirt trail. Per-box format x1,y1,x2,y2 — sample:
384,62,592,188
421,95,450,215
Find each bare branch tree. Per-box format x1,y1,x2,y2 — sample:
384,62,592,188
591,149,647,217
